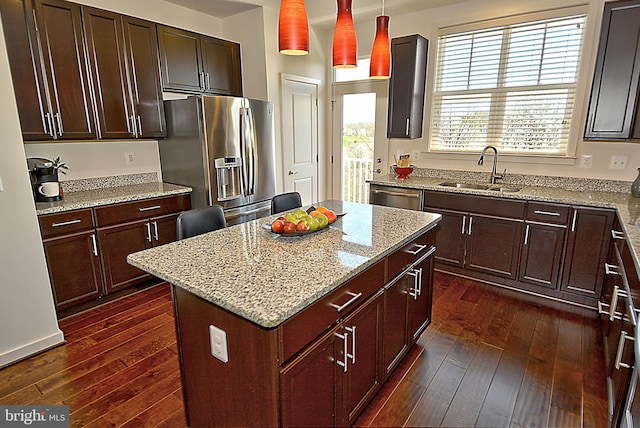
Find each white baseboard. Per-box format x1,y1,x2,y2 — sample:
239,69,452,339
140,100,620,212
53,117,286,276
0,330,65,369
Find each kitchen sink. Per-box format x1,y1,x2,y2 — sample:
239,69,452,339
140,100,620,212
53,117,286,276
439,182,490,190
438,182,520,193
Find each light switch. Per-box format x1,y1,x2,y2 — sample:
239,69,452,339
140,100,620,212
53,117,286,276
209,325,228,363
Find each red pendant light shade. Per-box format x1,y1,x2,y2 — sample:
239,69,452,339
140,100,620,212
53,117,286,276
370,15,390,79
278,0,309,55
332,0,357,68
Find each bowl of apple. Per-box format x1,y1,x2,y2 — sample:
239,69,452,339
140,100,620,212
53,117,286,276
267,206,342,236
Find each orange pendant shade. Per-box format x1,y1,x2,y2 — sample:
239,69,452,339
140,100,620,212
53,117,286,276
370,15,390,79
332,0,357,68
278,0,309,55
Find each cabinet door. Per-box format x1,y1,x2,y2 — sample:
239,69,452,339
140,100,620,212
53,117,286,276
0,0,53,140
387,35,428,139
43,231,103,310
342,291,383,426
82,6,134,139
150,213,179,246
383,274,409,377
408,251,434,343
427,208,465,268
518,222,566,289
466,215,523,280
123,16,165,138
200,36,242,96
33,0,95,140
280,331,340,428
585,0,640,140
560,207,614,297
157,24,203,93
97,220,151,293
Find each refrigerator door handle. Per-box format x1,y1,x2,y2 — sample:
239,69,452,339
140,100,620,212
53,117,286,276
245,107,256,196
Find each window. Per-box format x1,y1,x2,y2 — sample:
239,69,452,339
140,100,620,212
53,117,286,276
430,13,586,156
335,58,371,82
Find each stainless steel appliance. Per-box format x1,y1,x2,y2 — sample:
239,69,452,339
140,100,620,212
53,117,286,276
369,183,423,211
159,96,276,225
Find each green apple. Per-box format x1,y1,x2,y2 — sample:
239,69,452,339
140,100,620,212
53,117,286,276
307,217,320,232
315,213,329,229
285,213,298,223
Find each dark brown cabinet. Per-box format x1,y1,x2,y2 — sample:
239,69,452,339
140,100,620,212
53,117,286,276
95,195,189,293
585,0,640,140
560,206,614,299
39,209,102,310
0,0,96,140
518,203,569,290
387,34,428,139
157,24,242,96
424,191,525,281
82,8,165,139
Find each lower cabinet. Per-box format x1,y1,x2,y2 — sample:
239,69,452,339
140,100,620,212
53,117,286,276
281,290,384,427
38,194,190,311
39,209,103,310
560,206,614,299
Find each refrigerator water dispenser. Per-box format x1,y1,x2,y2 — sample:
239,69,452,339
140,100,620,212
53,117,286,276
215,157,244,201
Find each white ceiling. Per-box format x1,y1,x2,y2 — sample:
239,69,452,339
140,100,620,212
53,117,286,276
163,0,468,28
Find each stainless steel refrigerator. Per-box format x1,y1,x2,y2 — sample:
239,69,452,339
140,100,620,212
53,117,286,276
159,95,276,226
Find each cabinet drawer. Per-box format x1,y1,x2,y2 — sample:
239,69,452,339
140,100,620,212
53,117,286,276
423,190,525,219
39,209,94,238
387,230,436,281
94,194,190,227
279,260,385,363
526,202,570,224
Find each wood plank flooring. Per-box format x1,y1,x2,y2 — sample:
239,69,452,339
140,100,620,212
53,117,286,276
0,272,608,427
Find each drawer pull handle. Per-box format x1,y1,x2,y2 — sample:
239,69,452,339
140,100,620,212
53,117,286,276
145,222,152,243
408,269,420,299
152,221,159,241
329,291,362,313
609,285,628,322
614,331,634,370
139,205,161,212
533,210,561,217
52,219,82,227
605,263,620,276
611,230,625,240
406,244,427,255
371,189,421,198
334,332,349,372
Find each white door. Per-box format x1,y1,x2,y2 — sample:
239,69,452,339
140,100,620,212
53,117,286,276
281,74,320,206
332,80,389,202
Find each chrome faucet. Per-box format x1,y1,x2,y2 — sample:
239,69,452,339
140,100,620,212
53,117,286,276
478,145,506,184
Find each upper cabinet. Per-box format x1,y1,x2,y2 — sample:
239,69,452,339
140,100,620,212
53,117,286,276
585,0,640,140
387,34,428,139
157,25,242,96
1,0,96,141
82,7,165,139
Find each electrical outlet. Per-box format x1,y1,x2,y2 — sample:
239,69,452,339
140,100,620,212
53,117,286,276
412,150,420,161
209,325,228,363
580,155,593,168
125,152,135,165
609,155,628,170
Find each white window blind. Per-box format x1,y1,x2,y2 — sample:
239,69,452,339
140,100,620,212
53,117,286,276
431,14,586,155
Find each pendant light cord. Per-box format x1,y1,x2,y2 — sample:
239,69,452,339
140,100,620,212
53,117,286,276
382,0,385,15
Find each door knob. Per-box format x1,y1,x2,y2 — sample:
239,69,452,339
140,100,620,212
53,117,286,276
376,158,382,163
375,169,381,173
288,170,298,175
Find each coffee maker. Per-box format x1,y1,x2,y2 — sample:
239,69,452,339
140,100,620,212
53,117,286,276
27,157,61,202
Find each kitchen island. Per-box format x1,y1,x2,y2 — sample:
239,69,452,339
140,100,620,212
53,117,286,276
128,200,440,427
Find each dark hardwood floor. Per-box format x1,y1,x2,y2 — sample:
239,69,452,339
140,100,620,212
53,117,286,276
0,272,608,427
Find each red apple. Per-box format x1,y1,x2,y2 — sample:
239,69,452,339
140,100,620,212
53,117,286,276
283,221,297,234
296,220,309,233
271,218,285,234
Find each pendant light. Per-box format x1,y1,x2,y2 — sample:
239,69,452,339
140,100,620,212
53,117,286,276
369,0,390,79
278,0,309,55
332,0,357,68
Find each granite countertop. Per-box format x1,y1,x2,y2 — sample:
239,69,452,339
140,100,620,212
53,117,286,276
35,182,192,215
370,174,640,280
127,200,441,328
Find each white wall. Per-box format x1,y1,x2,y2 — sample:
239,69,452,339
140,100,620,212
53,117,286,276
333,0,640,181
0,17,63,368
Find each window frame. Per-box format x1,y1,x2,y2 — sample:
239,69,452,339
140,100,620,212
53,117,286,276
427,6,591,161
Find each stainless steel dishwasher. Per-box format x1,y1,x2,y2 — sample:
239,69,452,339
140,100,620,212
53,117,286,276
369,184,423,211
